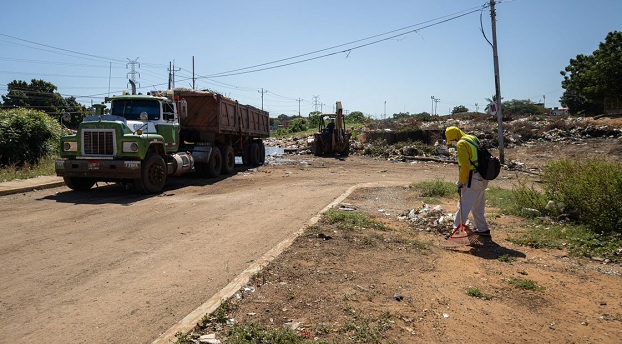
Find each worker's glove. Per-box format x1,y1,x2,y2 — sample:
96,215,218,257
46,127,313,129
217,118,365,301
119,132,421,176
456,181,463,193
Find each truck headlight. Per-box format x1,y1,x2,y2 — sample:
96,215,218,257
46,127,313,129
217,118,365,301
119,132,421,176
63,142,77,152
123,142,139,152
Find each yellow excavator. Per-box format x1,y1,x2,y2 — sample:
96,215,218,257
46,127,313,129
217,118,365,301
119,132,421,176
312,101,351,156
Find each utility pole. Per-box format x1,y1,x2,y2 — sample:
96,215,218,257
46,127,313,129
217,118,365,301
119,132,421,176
430,96,435,115
126,57,140,90
168,60,181,90
490,0,505,164
475,103,479,113
192,56,195,89
432,97,440,115
296,98,303,117
384,101,386,119
108,62,112,97
543,94,546,108
258,88,267,110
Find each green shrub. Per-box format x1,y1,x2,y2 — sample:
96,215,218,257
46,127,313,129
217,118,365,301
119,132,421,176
411,179,454,198
0,108,61,167
324,209,387,231
509,182,548,217
541,159,622,234
224,322,305,344
507,277,542,291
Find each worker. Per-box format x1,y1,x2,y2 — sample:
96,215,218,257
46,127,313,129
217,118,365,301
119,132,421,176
324,119,335,140
445,126,490,237
326,119,335,133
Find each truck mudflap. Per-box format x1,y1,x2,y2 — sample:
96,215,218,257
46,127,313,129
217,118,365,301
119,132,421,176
55,159,142,179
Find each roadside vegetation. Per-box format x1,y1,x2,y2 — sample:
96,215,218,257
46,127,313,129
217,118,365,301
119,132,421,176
0,108,61,182
410,159,622,264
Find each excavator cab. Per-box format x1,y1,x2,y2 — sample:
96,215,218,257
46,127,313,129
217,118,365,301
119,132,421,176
312,101,351,156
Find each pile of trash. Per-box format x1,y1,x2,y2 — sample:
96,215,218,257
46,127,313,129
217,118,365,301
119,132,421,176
397,203,463,237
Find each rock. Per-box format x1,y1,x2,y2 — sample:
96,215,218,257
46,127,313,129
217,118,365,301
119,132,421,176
198,333,221,344
522,208,541,217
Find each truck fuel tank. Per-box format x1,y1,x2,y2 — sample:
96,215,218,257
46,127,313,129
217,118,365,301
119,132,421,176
168,152,194,176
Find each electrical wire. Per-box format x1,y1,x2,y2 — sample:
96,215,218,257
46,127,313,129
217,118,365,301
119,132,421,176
200,4,487,79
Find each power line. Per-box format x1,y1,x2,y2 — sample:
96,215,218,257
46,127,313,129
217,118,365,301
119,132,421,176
201,4,486,78
0,33,126,64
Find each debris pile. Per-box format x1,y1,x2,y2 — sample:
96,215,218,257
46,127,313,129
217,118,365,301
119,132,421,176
398,203,462,237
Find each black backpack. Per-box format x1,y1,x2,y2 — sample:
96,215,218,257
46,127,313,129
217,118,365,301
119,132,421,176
461,137,501,180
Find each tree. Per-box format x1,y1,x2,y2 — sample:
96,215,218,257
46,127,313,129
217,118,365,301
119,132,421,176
308,111,321,129
560,31,622,115
451,105,469,114
289,117,307,133
502,99,546,116
1,79,87,123
346,111,366,123
0,108,61,166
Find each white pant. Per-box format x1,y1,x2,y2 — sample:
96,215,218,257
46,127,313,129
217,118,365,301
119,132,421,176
454,172,489,231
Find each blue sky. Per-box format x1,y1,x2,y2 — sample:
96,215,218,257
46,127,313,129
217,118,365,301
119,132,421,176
1,0,620,118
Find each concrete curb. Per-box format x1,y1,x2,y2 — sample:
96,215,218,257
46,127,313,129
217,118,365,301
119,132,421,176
0,180,65,196
151,184,360,344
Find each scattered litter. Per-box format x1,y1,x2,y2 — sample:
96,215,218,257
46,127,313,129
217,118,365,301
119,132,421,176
198,333,221,344
318,233,333,240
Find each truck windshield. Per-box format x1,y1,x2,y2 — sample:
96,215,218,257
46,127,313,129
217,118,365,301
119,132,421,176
110,100,161,121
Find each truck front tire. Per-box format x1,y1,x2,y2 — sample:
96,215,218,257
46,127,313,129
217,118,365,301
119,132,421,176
135,153,167,194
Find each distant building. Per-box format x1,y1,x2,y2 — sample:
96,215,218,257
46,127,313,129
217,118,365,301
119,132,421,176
550,107,569,116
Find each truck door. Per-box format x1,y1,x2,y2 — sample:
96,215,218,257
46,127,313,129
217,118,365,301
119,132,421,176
158,101,180,153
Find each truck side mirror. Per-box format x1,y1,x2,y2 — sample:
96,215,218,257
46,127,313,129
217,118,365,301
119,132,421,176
178,99,188,118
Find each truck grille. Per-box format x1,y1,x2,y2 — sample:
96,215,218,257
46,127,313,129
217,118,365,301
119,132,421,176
83,130,115,156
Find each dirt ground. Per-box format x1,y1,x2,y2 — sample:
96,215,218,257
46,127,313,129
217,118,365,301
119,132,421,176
1,120,621,344
185,138,622,343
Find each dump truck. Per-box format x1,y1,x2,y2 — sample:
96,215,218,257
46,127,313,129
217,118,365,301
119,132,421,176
55,84,269,193
312,101,351,156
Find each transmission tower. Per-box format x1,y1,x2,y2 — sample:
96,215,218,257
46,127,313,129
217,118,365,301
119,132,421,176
312,95,320,112
126,57,140,89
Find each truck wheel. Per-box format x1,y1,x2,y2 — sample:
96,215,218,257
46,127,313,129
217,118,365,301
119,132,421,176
258,141,266,165
135,153,166,193
220,145,235,174
242,143,250,166
249,142,260,166
205,147,222,178
63,176,95,191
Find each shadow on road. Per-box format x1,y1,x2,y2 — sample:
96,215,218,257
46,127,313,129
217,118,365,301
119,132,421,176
38,165,256,205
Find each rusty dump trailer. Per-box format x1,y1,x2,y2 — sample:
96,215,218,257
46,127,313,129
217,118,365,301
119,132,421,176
174,88,270,168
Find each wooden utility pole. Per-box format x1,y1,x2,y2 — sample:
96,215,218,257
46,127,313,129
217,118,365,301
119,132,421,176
296,98,303,117
258,88,267,110
490,0,505,164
